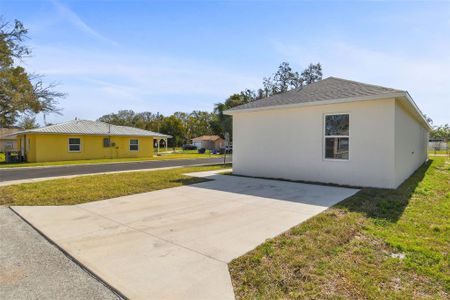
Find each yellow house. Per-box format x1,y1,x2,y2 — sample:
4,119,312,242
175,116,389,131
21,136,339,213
14,120,171,163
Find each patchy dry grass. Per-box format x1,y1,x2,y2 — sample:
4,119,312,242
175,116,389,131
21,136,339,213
0,164,230,206
229,157,449,299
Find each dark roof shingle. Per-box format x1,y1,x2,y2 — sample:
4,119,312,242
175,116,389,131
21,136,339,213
226,77,404,112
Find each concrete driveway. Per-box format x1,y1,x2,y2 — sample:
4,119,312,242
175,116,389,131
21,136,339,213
12,171,358,300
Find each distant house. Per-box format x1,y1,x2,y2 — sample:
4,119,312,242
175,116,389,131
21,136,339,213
428,138,448,151
225,77,431,189
192,135,224,150
13,120,171,162
0,127,23,152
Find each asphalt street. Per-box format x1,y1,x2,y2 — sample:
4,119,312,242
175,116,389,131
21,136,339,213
0,157,231,182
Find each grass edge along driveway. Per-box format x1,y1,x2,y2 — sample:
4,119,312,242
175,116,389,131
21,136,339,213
1,164,230,206
229,156,449,299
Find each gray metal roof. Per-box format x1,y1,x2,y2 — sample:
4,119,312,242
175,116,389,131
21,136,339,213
226,77,405,112
15,120,171,138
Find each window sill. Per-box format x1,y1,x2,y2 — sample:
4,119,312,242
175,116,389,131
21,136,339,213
323,158,350,162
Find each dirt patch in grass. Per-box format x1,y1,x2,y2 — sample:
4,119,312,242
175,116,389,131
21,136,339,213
229,157,449,299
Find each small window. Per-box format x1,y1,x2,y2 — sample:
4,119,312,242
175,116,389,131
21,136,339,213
68,138,81,152
324,114,349,160
129,139,139,151
103,137,111,147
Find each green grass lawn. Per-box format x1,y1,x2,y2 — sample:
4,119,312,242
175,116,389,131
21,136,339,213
0,164,230,206
229,157,449,299
429,149,449,155
0,150,223,169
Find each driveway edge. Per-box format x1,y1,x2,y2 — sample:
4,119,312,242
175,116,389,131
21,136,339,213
9,206,128,300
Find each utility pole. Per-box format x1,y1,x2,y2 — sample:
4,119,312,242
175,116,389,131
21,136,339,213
224,132,230,165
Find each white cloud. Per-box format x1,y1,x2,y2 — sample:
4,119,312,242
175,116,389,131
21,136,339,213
24,44,261,124
50,0,118,46
28,45,260,97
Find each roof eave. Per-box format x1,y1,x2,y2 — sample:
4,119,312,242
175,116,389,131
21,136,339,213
224,91,432,131
13,131,173,138
224,92,405,115
401,91,433,131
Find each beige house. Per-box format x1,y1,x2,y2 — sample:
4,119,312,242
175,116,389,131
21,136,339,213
0,127,23,152
225,77,431,189
192,135,225,150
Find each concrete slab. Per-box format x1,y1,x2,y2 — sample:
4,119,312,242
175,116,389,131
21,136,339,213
12,171,358,299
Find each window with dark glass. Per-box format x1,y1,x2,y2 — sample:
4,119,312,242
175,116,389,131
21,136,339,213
324,114,349,159
103,137,111,147
68,138,81,152
129,139,139,151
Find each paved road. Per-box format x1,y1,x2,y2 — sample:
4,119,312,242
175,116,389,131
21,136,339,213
0,157,231,182
0,207,121,300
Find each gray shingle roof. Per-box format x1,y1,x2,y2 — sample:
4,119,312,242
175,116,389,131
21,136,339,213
15,120,171,138
226,77,405,112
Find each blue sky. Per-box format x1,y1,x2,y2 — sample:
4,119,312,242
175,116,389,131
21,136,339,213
1,0,449,125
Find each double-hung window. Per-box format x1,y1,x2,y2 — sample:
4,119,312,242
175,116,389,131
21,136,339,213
324,114,349,160
68,138,81,152
129,139,139,151
103,137,111,147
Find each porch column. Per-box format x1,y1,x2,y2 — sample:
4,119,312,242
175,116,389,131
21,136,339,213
165,138,168,152
157,138,160,153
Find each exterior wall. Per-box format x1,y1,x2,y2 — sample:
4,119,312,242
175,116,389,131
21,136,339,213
20,134,154,162
0,128,21,152
394,101,428,187
193,139,224,150
193,141,206,149
0,138,18,152
232,98,398,188
214,139,225,149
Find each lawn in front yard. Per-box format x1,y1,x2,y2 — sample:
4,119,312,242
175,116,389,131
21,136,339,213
229,157,449,299
0,150,223,169
0,164,230,206
429,150,449,155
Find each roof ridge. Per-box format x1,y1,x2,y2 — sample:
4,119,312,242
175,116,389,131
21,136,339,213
326,76,405,92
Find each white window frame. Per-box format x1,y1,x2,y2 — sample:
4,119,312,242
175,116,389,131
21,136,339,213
129,139,139,151
68,137,81,152
323,113,350,161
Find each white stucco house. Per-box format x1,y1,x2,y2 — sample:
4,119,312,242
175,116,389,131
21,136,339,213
225,77,431,189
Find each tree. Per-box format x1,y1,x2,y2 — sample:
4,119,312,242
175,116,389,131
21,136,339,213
301,63,322,85
431,124,450,142
17,115,39,129
186,111,215,139
134,111,164,132
212,91,255,138
260,62,322,98
0,19,63,127
159,115,185,147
